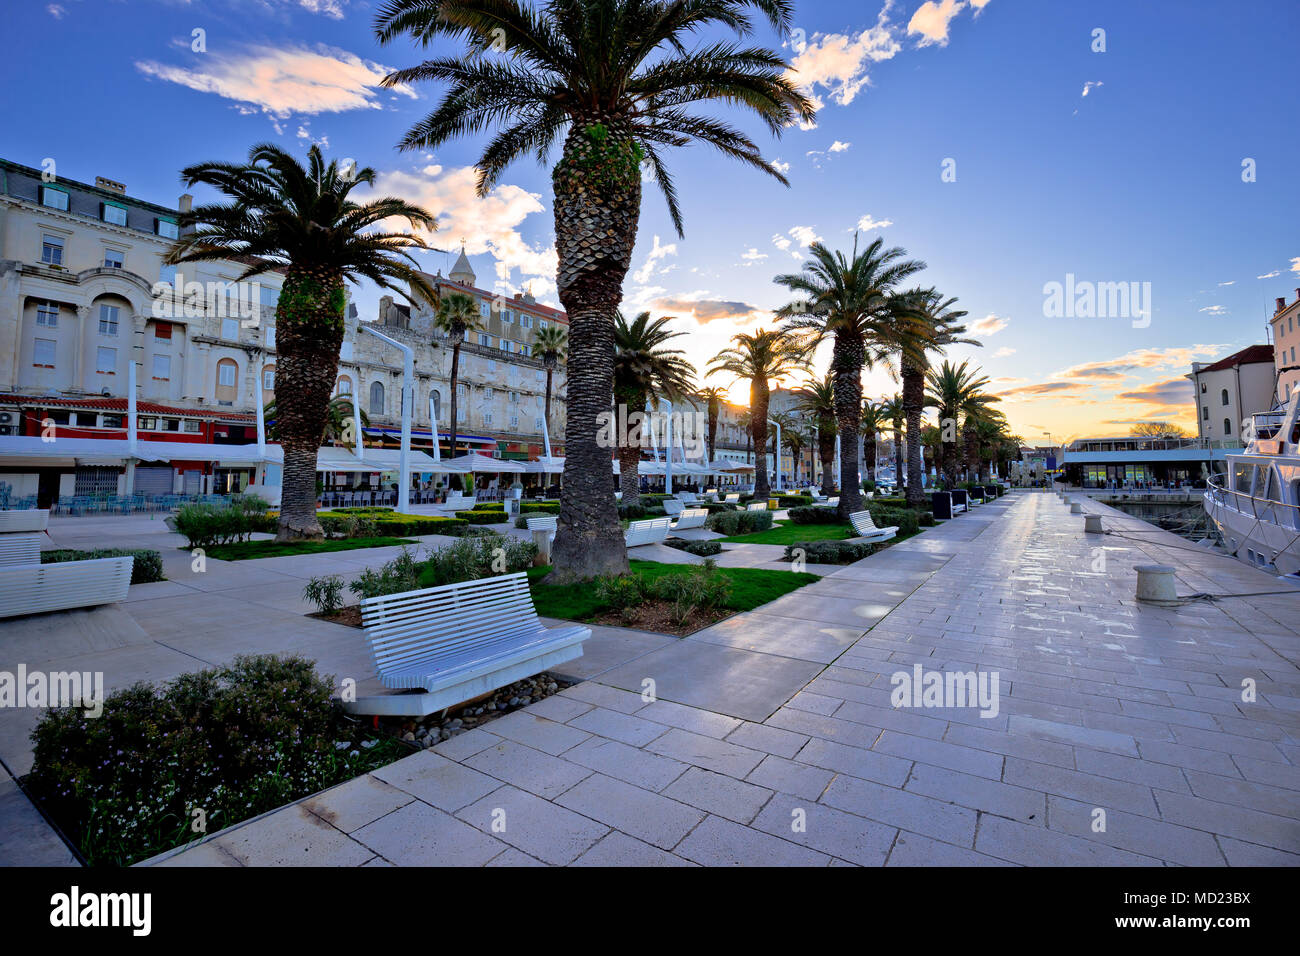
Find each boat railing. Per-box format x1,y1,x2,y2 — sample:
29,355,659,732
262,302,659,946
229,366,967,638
1205,477,1300,530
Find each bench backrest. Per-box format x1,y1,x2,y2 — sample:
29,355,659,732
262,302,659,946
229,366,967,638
360,571,541,674
746,501,767,512
525,515,557,533
625,517,671,546
0,555,133,619
0,509,49,533
444,493,475,509
826,497,840,508
849,511,880,535
663,498,684,515
0,532,43,567
673,508,708,530
723,493,739,503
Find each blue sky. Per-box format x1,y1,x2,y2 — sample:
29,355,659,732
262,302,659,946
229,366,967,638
4,0,1297,442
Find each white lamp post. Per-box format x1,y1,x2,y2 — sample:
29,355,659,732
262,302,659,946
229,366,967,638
664,399,674,495
768,417,781,491
360,325,413,513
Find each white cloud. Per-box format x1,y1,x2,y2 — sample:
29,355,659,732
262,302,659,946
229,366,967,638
369,164,556,286
771,233,793,253
829,140,852,153
1082,81,1103,97
788,1,901,108
1292,256,1300,275
1217,280,1235,286
788,225,822,248
135,45,415,119
855,214,893,232
971,314,1009,335
1198,305,1228,315
741,248,769,263
993,347,1016,358
633,234,678,285
908,0,967,48
46,4,65,18
1258,270,1281,279
772,159,791,175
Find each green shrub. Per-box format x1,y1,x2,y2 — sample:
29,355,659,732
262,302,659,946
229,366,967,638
777,495,814,508
40,548,164,584
594,574,650,610
173,503,268,549
786,505,842,525
317,511,467,537
419,533,537,588
26,654,404,866
918,511,936,527
648,562,731,624
866,505,920,536
519,501,560,514
706,509,774,536
664,538,722,557
455,509,510,525
701,501,737,514
617,501,647,520
783,540,876,564
303,575,345,614
349,547,422,599
470,502,505,512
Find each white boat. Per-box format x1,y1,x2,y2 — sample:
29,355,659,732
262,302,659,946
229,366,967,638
1203,390,1300,575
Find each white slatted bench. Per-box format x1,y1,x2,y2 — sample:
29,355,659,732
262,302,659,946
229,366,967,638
0,555,134,619
440,493,475,511
525,514,557,540
826,497,840,509
723,493,740,504
671,507,708,531
625,517,671,548
0,509,49,533
745,501,768,512
0,532,44,567
663,498,685,516
849,510,898,543
346,571,589,717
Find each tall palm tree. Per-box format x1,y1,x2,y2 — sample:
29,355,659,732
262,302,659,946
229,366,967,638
973,411,1010,481
794,374,837,495
892,288,976,506
432,291,485,459
925,360,998,484
860,398,886,486
775,236,926,518
167,143,435,540
264,395,368,444
963,402,1004,481
696,386,728,463
376,0,814,582
877,395,904,489
614,311,696,494
531,323,568,436
708,328,803,500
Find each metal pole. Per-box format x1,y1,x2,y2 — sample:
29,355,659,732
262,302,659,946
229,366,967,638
834,433,840,493
664,399,674,495
428,394,440,462
767,418,781,492
360,326,413,514
254,367,266,483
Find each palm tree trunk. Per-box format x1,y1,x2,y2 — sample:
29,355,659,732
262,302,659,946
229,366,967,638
902,362,926,508
707,406,718,462
270,269,345,541
893,423,904,493
752,382,770,500
548,118,639,582
962,420,978,481
544,365,554,432
449,341,461,460
831,337,864,519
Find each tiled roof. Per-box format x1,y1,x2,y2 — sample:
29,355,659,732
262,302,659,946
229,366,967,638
1196,344,1274,373
0,394,256,421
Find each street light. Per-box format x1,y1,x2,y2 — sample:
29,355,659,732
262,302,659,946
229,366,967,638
767,417,781,491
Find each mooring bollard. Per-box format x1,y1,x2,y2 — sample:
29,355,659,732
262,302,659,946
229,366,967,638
1084,514,1103,534
1070,501,1083,514
1135,564,1179,606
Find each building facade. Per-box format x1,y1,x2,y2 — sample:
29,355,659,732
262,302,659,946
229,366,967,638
1270,289,1300,405
1185,344,1275,443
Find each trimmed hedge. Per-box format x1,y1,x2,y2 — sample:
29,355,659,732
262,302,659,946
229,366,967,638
783,540,875,564
786,505,842,525
777,495,815,508
316,511,468,537
664,537,723,556
866,505,920,536
519,501,560,514
706,509,775,536
41,548,164,584
455,509,510,525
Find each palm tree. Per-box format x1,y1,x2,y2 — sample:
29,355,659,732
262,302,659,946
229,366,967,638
531,323,568,436
877,395,905,489
964,403,1005,481
892,288,976,506
775,236,926,518
167,144,435,540
614,311,696,495
973,411,1010,481
433,291,485,459
860,398,886,486
925,360,998,484
264,395,367,444
708,328,803,500
376,0,814,582
696,386,728,463
794,374,837,495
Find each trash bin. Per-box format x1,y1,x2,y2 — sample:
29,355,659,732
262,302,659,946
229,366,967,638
931,490,953,520
951,488,969,511
985,485,999,500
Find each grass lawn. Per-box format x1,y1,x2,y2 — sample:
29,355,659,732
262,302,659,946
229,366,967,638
528,559,819,622
204,536,415,561
719,519,854,545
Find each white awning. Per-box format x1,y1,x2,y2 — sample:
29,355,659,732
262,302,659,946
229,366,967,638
446,453,527,473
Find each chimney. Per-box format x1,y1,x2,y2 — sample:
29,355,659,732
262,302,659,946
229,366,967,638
178,193,193,213
1278,297,1287,313
1295,288,1300,303
94,176,126,195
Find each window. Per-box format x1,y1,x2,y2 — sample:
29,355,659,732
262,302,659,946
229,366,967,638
478,333,491,347
218,362,237,388
72,412,95,428
154,321,172,340
221,317,238,341
483,412,493,425
41,234,64,265
102,414,124,428
503,310,513,324
98,304,120,335
1224,418,1232,436
262,367,275,390
36,302,58,327
510,414,519,430
40,186,69,210
33,338,56,367
479,301,490,318
500,338,510,351
162,418,180,432
1202,406,1209,420
183,420,202,433
152,354,171,380
509,391,519,403
369,381,385,415
138,416,157,430
484,387,494,401
519,314,532,328
535,417,544,430
103,249,124,269
539,319,549,330
44,409,70,425
337,376,352,395
1199,381,1206,393
260,285,279,308
96,347,116,373
155,219,179,239
101,203,128,226
265,325,275,349
1221,388,1230,406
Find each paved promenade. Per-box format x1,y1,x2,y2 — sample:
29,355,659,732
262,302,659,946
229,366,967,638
144,492,1300,866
